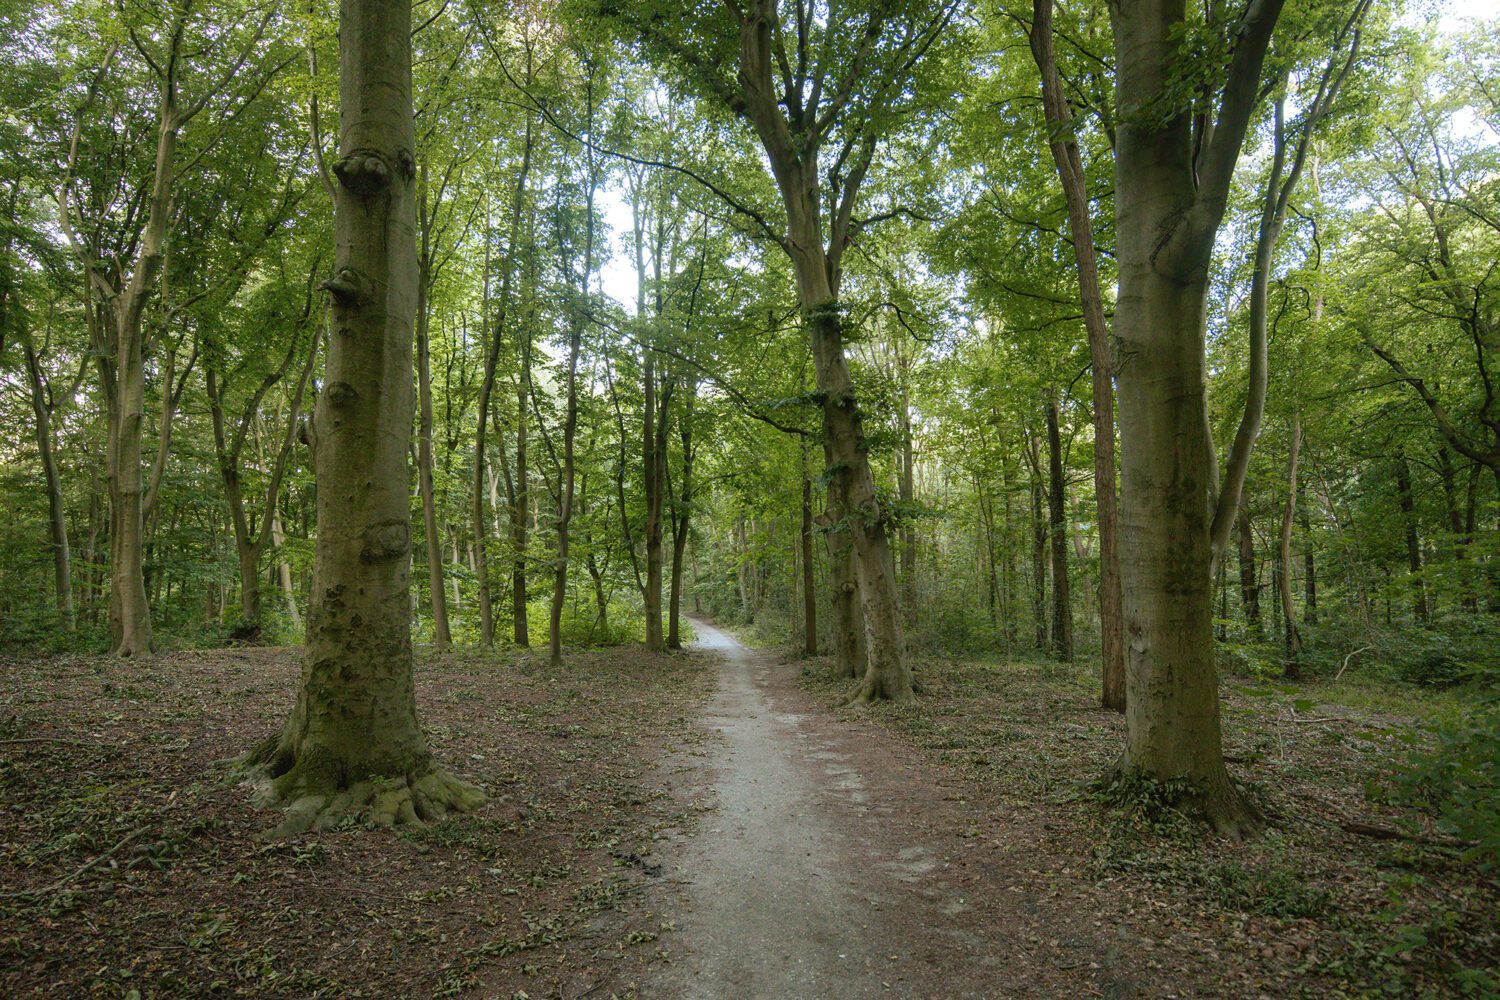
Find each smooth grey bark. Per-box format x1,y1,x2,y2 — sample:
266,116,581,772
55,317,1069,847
1110,0,1286,834
247,0,480,836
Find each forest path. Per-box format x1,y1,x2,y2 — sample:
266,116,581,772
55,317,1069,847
642,619,1008,999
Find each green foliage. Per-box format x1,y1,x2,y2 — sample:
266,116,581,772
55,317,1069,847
1390,667,1500,868
1095,771,1206,840
1197,859,1333,918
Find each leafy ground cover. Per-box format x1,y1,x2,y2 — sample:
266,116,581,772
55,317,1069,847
0,645,713,998
799,651,1499,998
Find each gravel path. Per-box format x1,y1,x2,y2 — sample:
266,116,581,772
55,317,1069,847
645,619,920,998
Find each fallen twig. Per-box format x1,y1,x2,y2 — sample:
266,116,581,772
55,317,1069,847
0,737,108,748
1335,645,1374,681
0,827,149,899
1339,821,1477,850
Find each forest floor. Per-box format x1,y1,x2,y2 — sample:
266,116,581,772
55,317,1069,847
3,627,1495,999
0,642,715,999
789,639,1499,998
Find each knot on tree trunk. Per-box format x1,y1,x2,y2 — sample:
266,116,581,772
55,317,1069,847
320,267,370,306
360,520,410,563
333,150,394,197
326,381,358,408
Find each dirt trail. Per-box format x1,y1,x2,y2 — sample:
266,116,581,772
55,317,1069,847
645,619,905,997
642,618,1058,1000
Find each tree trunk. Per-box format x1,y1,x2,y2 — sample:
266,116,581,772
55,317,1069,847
512,350,531,646
20,331,74,629
642,350,666,651
668,376,697,649
1237,503,1261,638
1027,434,1048,652
416,172,450,645
1114,262,1255,831
1045,391,1073,661
801,453,818,657
820,486,864,678
475,118,534,648
807,305,910,702
731,9,910,702
549,89,598,668
248,0,481,835
472,229,498,647
899,384,917,622
1029,0,1120,705
108,313,152,656
1279,414,1302,677
1109,0,1286,835
1396,452,1428,624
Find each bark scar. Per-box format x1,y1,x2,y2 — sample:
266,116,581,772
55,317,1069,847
360,520,409,563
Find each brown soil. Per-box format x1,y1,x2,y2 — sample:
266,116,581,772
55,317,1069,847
4,628,1492,999
648,620,1205,999
0,643,713,998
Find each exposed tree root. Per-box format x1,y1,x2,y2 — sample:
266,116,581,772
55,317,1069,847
113,638,151,659
846,672,916,706
1100,764,1264,841
1198,788,1264,841
242,735,485,839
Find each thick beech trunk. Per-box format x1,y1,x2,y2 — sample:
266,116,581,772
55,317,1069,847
108,311,152,656
1114,262,1253,831
1109,0,1285,835
820,483,864,679
807,304,910,702
247,0,481,836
